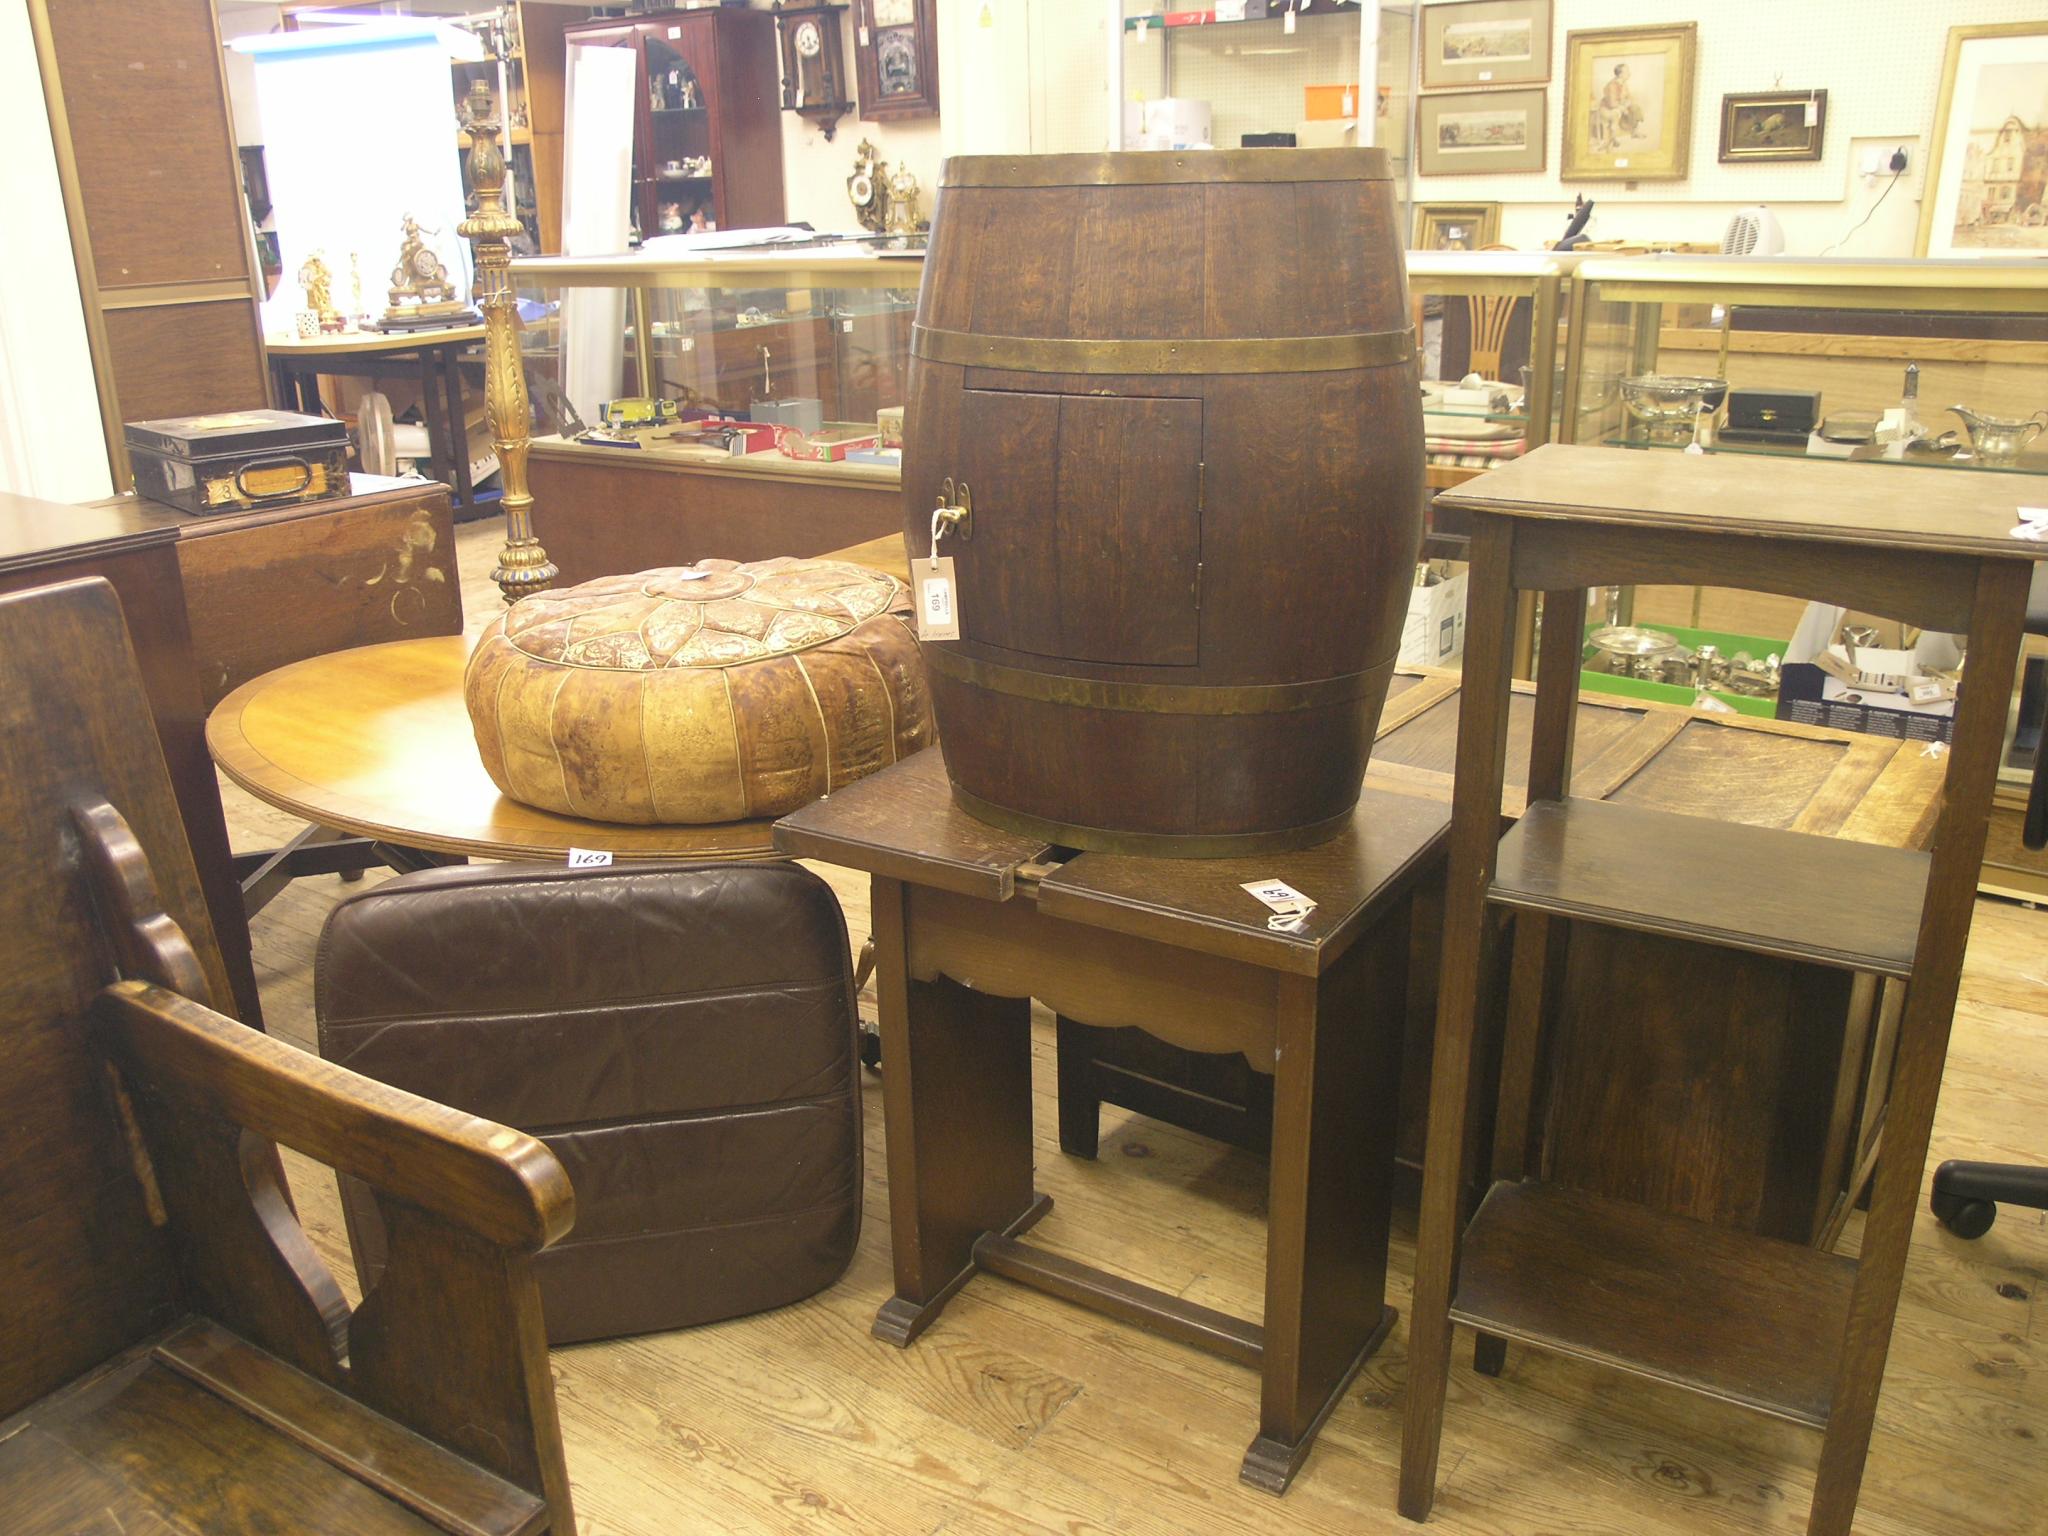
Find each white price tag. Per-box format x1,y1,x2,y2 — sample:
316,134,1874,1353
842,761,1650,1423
568,847,614,868
1478,69,1493,81
859,24,870,44
2014,507,2048,540
1283,9,1296,34
1133,18,1148,43
667,25,681,38
670,567,712,580
1241,878,1318,931
843,318,855,332
917,556,961,641
1342,90,1355,116
1614,157,1630,168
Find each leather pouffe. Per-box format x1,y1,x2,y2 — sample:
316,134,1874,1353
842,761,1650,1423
464,557,930,824
317,860,863,1344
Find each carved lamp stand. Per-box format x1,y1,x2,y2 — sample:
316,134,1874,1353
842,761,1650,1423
460,81,556,604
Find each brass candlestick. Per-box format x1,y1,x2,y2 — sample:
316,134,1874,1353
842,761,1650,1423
459,80,556,604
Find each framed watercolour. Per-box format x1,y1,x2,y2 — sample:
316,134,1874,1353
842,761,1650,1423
1718,90,1827,164
1417,89,1546,176
1420,0,1551,92
1917,21,2048,259
853,0,938,122
1414,203,1502,251
1560,23,1696,182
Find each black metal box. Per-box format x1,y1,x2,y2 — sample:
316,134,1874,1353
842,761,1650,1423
124,409,351,516
1721,388,1822,446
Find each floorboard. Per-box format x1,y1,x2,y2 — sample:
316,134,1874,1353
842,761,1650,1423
223,519,2048,1535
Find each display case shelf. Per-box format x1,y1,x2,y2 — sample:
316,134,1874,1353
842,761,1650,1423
1598,432,2048,477
1449,1180,1857,1429
1488,797,1929,978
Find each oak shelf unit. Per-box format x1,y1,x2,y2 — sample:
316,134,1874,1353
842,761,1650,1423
1449,1181,1856,1430
1489,798,1928,979
1399,443,2046,1536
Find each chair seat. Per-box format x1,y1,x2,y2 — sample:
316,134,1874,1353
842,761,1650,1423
0,1320,548,1536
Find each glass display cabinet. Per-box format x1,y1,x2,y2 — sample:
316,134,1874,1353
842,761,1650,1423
510,246,923,582
1406,251,1572,494
1563,255,2048,891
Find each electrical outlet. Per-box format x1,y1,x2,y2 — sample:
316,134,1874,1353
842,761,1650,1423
1859,148,1887,177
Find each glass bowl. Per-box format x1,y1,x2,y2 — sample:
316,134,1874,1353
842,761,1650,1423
1621,374,1730,443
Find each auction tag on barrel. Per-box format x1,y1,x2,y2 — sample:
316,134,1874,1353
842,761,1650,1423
917,556,961,641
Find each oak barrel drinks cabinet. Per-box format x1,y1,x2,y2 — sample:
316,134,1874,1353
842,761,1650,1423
903,149,1424,855
1397,445,2046,1536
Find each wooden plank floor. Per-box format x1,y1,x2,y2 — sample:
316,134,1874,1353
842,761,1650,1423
227,520,2047,1535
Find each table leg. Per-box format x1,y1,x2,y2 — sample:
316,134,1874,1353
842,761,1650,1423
1244,916,1405,1494
1401,514,1522,1521
417,349,455,494
870,875,1044,1348
437,346,480,515
1054,1014,1103,1160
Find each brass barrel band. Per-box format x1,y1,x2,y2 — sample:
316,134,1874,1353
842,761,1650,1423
911,324,1414,376
922,646,1386,716
941,149,1391,187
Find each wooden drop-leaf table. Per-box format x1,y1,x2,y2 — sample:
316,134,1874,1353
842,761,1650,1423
775,747,1449,1495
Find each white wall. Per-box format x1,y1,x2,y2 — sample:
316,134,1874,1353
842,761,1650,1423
0,0,111,501
1410,0,2048,256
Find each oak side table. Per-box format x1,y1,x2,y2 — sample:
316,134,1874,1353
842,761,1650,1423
1398,444,2045,1536
776,747,1448,1494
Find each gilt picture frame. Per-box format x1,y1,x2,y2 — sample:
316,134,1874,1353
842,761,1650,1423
1414,202,1503,251
1917,21,2048,259
1560,23,1696,182
1718,90,1827,164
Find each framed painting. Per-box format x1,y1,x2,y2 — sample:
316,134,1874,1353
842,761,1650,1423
1417,88,1546,176
1420,0,1552,91
1719,90,1827,164
1560,23,1696,181
854,0,939,122
1414,203,1502,251
1918,21,2048,258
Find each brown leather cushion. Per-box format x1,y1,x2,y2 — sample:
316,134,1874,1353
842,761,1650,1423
315,861,861,1344
463,558,932,825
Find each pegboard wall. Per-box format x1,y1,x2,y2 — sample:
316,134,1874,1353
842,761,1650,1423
1412,0,2048,221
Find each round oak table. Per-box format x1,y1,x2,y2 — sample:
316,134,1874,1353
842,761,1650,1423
207,634,782,863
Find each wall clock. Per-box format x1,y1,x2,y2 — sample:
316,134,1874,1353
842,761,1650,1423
854,0,938,122
773,1,853,141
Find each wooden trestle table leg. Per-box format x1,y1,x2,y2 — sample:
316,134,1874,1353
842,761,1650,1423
1244,914,1406,1493
868,875,1047,1348
1807,556,2029,1536
1399,514,1523,1521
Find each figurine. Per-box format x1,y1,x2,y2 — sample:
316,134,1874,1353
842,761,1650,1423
297,251,342,332
847,139,889,233
389,215,457,307
885,162,923,235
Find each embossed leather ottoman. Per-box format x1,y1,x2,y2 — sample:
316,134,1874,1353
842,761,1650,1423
316,859,862,1343
464,557,930,824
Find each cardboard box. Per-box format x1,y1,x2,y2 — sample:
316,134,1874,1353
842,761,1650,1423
1399,567,1467,667
1773,603,1960,743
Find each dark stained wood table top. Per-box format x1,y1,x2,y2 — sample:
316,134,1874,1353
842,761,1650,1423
0,488,179,574
775,747,1451,975
1446,443,2048,559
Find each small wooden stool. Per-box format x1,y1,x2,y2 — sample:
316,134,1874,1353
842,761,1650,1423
777,749,1447,1493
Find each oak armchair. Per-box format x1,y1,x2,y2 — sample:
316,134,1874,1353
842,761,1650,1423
0,576,576,1535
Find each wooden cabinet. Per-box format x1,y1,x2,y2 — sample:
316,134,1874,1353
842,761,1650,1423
28,0,270,487
564,8,785,239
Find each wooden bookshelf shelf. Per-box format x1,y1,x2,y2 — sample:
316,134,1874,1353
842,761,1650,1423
1488,797,1929,978
1449,1181,1856,1428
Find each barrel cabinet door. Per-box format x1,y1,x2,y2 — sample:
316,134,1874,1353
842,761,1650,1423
953,388,1203,668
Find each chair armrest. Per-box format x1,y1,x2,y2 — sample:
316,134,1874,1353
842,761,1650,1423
93,980,573,1252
